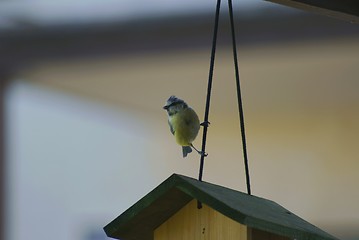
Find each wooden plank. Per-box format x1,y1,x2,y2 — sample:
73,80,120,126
266,0,359,23
154,199,247,240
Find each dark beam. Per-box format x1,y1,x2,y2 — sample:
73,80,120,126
266,0,359,23
0,75,9,240
0,12,358,70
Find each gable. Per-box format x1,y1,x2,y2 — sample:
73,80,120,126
104,174,337,240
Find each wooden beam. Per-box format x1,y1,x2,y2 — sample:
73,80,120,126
0,75,9,240
1,11,358,70
265,0,359,23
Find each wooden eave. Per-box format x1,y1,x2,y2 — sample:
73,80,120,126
104,174,337,240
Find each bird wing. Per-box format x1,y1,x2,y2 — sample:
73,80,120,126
168,119,175,135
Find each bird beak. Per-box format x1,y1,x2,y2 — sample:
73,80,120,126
163,105,169,110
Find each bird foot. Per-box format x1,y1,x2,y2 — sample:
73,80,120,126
194,149,208,157
191,144,208,157
200,151,208,157
200,121,210,127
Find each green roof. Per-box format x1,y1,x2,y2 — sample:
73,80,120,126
104,174,338,240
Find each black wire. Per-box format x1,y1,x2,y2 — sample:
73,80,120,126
228,0,251,195
198,0,251,198
198,0,221,183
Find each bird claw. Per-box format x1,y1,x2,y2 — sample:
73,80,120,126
200,121,210,127
190,144,208,157
200,151,208,157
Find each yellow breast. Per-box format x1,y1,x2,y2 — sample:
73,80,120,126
170,108,200,146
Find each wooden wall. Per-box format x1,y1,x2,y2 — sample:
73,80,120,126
154,199,247,240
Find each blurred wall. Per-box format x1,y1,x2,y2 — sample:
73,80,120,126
2,2,359,239
7,35,358,240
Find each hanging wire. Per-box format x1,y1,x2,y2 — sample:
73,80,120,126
198,0,221,183
228,0,251,195
198,0,251,196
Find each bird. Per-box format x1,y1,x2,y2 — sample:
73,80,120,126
163,96,204,157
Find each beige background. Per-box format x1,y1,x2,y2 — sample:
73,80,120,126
13,36,359,238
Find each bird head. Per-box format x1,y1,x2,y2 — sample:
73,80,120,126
163,96,188,115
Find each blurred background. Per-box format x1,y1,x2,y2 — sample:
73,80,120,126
0,0,358,240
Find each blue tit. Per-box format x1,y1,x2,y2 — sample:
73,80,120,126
163,96,202,158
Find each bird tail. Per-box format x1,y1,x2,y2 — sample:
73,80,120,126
182,146,192,158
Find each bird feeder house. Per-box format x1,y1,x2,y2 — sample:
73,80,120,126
104,174,337,240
